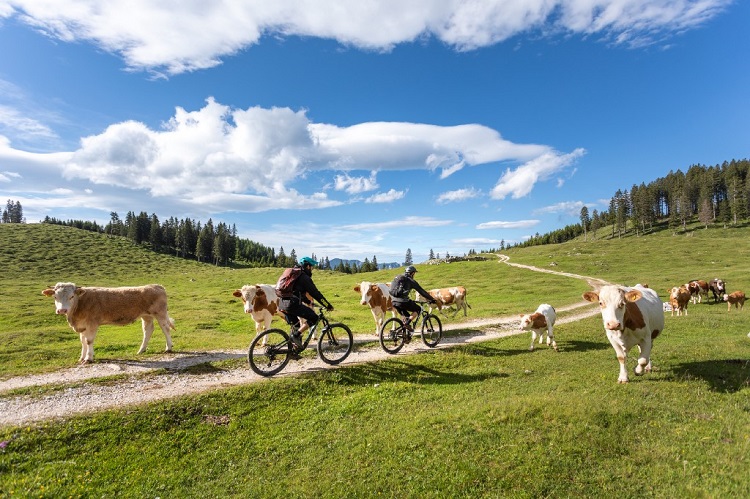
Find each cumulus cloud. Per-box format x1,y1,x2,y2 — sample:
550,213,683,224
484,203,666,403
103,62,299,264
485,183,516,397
365,189,405,204
342,216,452,231
436,188,481,204
476,220,540,229
0,98,583,212
490,148,586,200
0,1,730,75
534,201,586,216
334,172,379,194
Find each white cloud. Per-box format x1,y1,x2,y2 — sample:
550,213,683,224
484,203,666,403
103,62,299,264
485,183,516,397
534,201,585,216
1,1,730,75
490,148,586,200
1,98,582,213
342,216,452,231
334,172,379,194
436,188,481,204
365,189,405,204
476,220,540,229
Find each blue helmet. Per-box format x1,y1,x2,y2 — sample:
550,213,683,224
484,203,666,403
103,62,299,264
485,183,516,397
299,256,318,266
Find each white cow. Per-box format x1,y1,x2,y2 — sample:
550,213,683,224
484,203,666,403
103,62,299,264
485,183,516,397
42,282,175,363
353,281,395,336
583,284,664,383
519,304,558,351
415,286,471,318
232,284,282,345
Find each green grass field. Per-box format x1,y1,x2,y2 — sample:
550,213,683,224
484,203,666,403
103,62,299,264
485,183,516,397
1,223,749,497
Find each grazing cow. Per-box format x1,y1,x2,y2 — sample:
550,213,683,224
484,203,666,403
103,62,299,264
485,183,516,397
233,284,282,345
415,286,472,318
723,291,746,312
519,304,557,351
583,284,664,383
668,285,691,316
709,278,726,303
353,281,394,336
686,280,709,304
42,282,175,363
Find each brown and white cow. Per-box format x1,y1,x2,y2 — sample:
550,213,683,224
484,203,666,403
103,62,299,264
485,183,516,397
519,303,557,351
42,282,175,363
709,278,726,303
233,284,282,345
668,285,690,316
583,284,664,383
685,280,709,304
723,291,746,312
416,286,471,318
353,281,394,336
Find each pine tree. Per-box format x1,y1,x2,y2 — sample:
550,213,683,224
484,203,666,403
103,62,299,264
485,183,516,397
579,206,590,240
404,248,413,266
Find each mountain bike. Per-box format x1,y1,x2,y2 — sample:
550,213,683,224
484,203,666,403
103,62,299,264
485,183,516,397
248,305,353,377
379,302,443,354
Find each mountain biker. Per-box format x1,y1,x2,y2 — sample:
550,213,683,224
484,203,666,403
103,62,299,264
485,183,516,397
389,265,437,331
278,256,334,351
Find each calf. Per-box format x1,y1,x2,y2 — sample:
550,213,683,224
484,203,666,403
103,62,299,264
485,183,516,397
42,282,175,363
519,304,557,351
686,280,709,304
583,284,664,383
416,286,472,318
353,281,394,336
709,278,726,303
723,291,746,312
668,285,690,316
233,284,282,345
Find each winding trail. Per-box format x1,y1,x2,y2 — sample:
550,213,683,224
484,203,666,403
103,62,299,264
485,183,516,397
0,255,607,428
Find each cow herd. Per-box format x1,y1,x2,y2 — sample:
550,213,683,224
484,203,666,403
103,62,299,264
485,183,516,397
41,274,746,384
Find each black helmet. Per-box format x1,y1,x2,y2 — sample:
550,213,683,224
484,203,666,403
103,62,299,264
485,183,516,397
405,265,417,276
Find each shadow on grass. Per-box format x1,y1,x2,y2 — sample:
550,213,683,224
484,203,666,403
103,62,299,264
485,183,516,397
560,339,610,353
671,358,750,393
312,357,509,387
114,351,246,372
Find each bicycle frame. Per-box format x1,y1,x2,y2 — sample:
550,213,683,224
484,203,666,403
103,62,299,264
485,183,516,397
284,306,329,350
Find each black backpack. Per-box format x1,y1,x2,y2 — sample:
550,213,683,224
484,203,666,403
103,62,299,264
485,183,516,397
276,267,303,298
389,274,410,299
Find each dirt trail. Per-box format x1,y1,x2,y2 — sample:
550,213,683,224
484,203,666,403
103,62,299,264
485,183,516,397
0,256,605,428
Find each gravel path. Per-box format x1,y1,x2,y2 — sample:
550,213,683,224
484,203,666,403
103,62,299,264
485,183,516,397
0,257,605,428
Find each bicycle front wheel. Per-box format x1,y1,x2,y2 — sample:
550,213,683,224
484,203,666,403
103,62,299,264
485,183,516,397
380,317,406,354
317,323,353,365
421,314,443,347
248,328,292,377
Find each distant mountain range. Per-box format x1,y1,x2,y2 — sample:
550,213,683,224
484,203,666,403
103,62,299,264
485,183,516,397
329,258,401,270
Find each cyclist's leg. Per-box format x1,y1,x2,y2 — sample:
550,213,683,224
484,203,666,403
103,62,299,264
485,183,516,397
295,305,318,335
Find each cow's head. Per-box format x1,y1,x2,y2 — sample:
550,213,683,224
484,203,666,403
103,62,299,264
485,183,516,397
41,282,80,315
519,313,542,330
233,285,260,314
583,285,643,332
354,281,377,306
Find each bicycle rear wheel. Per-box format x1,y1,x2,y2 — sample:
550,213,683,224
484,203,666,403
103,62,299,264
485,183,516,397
380,317,406,354
248,328,292,377
317,323,353,365
421,313,443,347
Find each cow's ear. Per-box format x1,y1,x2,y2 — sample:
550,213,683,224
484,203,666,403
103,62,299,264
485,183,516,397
582,291,598,303
74,287,85,296
353,285,360,292
625,290,642,302
42,288,55,297
232,290,242,297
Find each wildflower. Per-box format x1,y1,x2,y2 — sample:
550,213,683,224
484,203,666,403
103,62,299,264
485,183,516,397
0,441,8,450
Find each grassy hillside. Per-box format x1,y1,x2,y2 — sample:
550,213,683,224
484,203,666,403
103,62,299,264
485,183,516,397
1,223,749,497
0,223,591,376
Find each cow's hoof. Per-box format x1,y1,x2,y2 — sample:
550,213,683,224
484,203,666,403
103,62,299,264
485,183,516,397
618,379,629,384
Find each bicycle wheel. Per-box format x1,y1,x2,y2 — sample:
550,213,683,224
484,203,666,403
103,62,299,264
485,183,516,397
379,317,406,354
248,328,292,377
317,323,353,365
420,313,443,348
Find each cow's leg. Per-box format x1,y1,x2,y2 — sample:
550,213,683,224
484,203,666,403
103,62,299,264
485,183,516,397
606,332,629,383
154,315,174,352
78,332,87,363
139,317,155,354
80,328,97,363
634,340,652,376
529,331,538,351
548,325,558,351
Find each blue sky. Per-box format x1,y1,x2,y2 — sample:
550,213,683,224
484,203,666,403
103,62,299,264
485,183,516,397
0,1,747,264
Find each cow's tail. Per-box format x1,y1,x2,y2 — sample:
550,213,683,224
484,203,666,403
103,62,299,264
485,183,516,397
466,300,472,309
168,316,176,330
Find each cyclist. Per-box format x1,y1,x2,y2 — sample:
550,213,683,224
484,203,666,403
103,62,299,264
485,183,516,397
278,256,334,351
389,265,437,332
